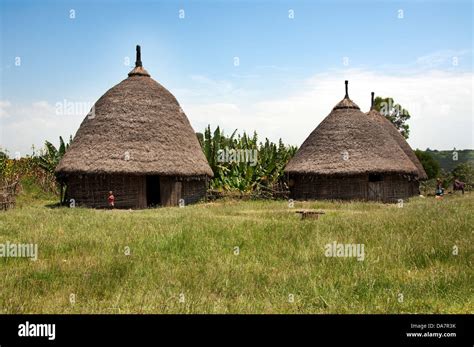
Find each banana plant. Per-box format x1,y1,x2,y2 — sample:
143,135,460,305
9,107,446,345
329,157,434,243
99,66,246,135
37,136,71,174
200,125,297,192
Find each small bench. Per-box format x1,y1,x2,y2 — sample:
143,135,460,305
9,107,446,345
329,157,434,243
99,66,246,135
295,209,325,220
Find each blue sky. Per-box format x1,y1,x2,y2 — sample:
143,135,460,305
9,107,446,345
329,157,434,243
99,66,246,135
0,0,472,155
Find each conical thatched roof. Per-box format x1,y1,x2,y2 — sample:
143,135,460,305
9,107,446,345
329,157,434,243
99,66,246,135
285,81,420,176
366,92,427,179
56,45,213,177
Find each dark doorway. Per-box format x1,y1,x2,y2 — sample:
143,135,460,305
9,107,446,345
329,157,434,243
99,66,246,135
368,173,383,182
146,176,161,206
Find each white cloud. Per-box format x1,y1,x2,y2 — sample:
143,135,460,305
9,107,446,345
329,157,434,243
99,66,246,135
0,100,83,156
184,102,242,134
415,49,470,69
181,68,473,150
180,75,234,98
0,100,12,118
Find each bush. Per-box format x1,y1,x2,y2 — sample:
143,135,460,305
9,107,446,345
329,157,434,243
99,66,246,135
415,150,440,179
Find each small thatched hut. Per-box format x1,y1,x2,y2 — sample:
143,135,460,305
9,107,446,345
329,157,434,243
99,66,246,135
56,45,213,208
285,81,426,202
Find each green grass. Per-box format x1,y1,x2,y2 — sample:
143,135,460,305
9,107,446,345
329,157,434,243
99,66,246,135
0,190,472,314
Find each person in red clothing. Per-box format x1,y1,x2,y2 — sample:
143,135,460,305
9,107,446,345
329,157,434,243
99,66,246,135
108,191,115,208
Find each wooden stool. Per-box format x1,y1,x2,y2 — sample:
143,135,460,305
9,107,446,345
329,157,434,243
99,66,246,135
295,209,325,220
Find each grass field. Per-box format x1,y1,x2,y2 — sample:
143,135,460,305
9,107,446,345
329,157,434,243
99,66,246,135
0,186,472,314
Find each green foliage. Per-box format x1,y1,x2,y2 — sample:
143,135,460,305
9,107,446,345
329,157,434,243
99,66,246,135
415,150,440,179
0,157,58,194
451,162,474,185
423,149,474,172
0,149,7,161
201,126,297,192
0,136,71,196
419,162,474,195
15,176,58,206
0,149,7,178
37,136,71,174
373,96,411,139
0,195,471,313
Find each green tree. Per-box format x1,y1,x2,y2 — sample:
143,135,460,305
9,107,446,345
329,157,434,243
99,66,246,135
37,136,71,174
415,149,440,179
373,96,411,139
0,149,8,178
451,162,474,184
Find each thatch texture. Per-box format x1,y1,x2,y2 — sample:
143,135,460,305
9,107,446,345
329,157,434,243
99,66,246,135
366,107,427,179
285,91,420,176
56,59,212,178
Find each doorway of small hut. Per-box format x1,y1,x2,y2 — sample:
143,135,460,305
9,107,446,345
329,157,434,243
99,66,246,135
368,173,383,201
146,175,161,207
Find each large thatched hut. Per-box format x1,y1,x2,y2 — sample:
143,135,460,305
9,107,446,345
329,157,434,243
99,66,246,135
56,45,213,208
285,81,426,202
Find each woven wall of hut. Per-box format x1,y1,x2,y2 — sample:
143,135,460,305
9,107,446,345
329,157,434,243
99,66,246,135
64,174,208,208
64,174,147,208
157,177,208,207
181,179,208,205
290,174,419,202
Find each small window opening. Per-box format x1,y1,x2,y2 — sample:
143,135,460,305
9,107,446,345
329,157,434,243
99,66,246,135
368,173,383,182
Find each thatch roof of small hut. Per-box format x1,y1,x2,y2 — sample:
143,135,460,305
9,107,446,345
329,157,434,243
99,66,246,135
56,45,213,178
285,81,420,176
366,92,427,179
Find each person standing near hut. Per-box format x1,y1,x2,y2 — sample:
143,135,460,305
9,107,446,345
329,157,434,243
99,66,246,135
435,178,444,196
108,191,115,208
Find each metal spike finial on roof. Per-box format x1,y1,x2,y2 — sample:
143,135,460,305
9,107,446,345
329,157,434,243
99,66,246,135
128,45,150,77
135,45,143,67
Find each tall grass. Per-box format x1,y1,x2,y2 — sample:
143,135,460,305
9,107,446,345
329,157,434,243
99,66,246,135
0,192,472,313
